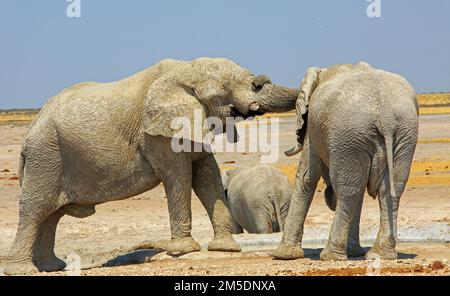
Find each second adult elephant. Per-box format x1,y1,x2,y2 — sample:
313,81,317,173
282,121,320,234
273,62,418,261
222,165,292,234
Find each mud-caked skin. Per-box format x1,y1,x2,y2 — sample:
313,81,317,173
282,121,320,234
4,58,300,274
222,165,292,234
272,62,419,261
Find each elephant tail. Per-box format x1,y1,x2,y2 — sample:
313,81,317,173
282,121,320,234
377,102,397,199
384,133,396,198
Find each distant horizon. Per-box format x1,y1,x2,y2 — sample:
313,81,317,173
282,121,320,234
1,1,449,109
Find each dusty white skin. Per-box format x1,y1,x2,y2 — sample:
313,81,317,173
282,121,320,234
4,57,299,274
272,62,419,261
222,165,292,234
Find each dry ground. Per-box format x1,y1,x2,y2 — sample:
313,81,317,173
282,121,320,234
0,106,449,276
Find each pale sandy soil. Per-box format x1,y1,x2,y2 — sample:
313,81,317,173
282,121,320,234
0,114,449,276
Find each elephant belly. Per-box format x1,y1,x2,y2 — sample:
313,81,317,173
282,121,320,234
62,147,161,204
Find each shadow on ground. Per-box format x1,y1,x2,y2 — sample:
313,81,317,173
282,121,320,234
103,249,165,267
303,248,416,260
100,246,417,269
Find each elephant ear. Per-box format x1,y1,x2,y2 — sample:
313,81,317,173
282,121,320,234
285,67,322,157
143,77,209,144
295,67,322,131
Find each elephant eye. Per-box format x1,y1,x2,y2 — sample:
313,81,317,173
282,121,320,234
251,75,271,92
251,82,263,92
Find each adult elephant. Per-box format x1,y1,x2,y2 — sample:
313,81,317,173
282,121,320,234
272,62,418,261
4,58,299,274
221,165,292,234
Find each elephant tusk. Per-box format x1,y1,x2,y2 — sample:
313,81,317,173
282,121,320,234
284,144,303,156
249,102,260,111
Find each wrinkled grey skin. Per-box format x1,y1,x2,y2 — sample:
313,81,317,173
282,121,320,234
272,62,418,261
5,58,299,274
221,165,292,234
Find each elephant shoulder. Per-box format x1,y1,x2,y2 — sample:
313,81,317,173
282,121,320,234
153,59,188,74
355,61,373,70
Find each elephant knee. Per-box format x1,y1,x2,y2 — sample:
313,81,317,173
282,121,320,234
298,164,320,191
301,174,318,191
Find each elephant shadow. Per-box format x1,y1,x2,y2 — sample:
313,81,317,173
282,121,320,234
102,247,417,267
303,248,417,260
102,249,164,267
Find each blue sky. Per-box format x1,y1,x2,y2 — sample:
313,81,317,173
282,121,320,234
0,0,449,109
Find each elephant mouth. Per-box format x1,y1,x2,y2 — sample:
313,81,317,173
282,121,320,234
228,105,265,119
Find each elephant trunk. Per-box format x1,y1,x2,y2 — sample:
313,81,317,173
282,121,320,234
254,84,300,113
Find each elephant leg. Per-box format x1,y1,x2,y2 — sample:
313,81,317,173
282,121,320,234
367,131,416,260
5,175,63,274
32,210,66,272
272,143,321,260
5,200,62,274
322,162,366,257
192,154,241,252
320,157,369,261
161,159,201,256
4,213,41,275
347,197,366,257
366,172,398,260
320,191,365,261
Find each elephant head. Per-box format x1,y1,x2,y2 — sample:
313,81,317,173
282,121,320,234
143,58,299,144
221,167,244,199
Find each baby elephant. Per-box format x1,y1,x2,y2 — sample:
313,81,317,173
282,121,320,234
221,165,292,234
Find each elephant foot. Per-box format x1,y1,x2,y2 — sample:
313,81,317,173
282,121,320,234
166,237,201,256
320,246,347,261
366,244,397,260
208,236,241,252
347,244,367,258
4,258,39,275
271,243,304,260
34,255,67,272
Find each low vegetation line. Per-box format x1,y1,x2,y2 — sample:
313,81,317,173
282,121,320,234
1,93,449,123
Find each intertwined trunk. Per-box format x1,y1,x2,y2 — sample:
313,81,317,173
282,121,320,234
256,84,300,113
